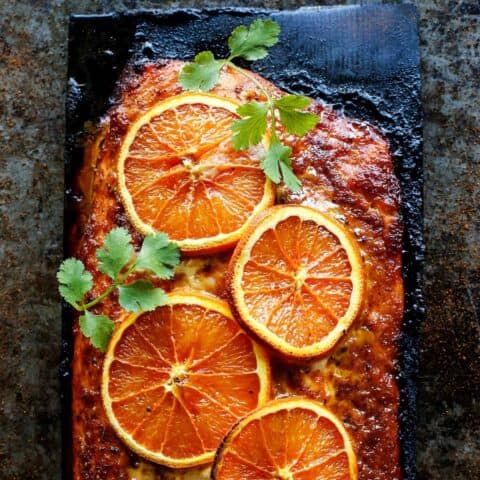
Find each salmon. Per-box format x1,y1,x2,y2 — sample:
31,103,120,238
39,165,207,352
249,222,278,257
70,60,404,480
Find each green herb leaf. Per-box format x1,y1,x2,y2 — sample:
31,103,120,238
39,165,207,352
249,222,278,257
176,19,313,192
79,310,114,352
261,139,301,192
57,258,93,307
96,227,133,280
118,280,168,313
232,101,269,150
228,19,280,61
261,140,285,184
179,51,224,92
280,160,302,192
274,95,319,136
136,233,180,279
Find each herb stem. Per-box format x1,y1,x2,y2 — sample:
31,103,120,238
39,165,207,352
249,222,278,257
81,284,116,311
227,62,272,103
72,303,83,312
80,262,137,311
227,61,280,146
269,103,278,143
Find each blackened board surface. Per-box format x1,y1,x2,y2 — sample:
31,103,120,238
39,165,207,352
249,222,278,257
65,5,423,479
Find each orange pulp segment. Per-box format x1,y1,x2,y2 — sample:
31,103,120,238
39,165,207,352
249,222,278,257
117,92,274,254
228,205,365,358
102,290,271,468
212,397,357,480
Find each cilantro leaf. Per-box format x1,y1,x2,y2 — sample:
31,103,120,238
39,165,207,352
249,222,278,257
228,19,280,61
261,139,301,192
118,280,168,313
274,95,319,136
57,258,93,307
96,227,133,280
136,233,180,279
179,51,224,92
280,161,302,192
79,311,114,353
232,101,269,150
275,94,311,110
261,140,287,184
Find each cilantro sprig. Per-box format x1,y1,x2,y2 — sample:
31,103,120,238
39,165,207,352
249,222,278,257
179,19,319,192
57,228,180,352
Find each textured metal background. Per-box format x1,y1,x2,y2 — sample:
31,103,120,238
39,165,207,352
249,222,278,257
0,1,479,480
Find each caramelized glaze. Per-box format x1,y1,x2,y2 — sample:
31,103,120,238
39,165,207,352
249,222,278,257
70,60,403,480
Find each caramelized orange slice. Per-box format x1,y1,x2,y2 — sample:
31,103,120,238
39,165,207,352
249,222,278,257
102,290,271,468
117,93,274,254
212,397,357,480
228,205,365,358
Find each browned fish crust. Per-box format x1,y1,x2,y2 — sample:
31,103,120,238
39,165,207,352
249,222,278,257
69,60,404,480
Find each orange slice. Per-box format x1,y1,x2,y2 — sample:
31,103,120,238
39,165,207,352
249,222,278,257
228,205,365,358
212,397,357,480
102,290,271,468
117,92,274,254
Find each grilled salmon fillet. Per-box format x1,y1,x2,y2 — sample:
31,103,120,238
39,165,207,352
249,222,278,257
69,60,404,480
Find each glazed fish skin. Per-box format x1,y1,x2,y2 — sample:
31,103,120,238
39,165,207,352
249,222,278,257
70,60,403,480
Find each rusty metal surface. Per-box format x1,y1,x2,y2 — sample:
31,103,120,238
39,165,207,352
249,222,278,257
0,1,478,480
